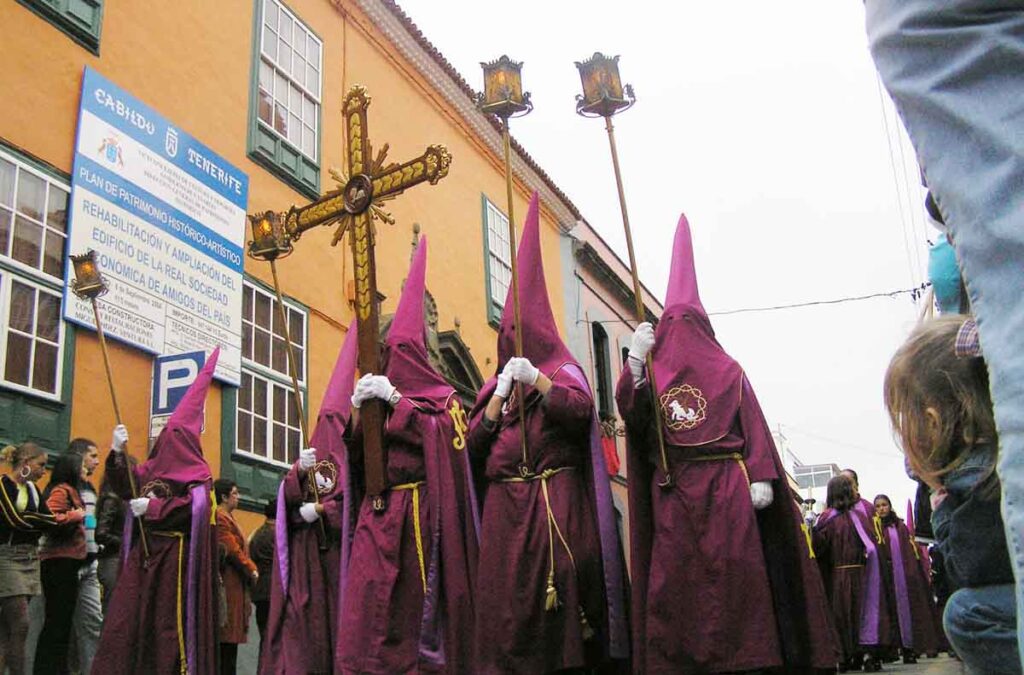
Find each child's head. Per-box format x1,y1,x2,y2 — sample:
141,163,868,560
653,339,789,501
884,315,996,489
826,475,855,511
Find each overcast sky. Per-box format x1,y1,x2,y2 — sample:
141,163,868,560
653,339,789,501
400,0,933,510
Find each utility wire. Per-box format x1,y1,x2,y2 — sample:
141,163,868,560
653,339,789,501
577,283,930,325
875,74,922,288
708,283,929,317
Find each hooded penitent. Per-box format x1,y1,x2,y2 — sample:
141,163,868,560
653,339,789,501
261,323,358,674
616,215,839,674
92,348,220,675
337,236,479,674
468,193,628,673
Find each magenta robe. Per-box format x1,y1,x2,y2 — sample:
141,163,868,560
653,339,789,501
337,395,478,674
618,374,839,674
468,369,612,674
814,510,868,663
91,452,217,675
260,464,347,674
879,517,942,655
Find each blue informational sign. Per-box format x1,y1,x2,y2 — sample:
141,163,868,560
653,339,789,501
151,351,206,416
64,67,247,385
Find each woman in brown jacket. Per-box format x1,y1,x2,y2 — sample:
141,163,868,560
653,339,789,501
35,451,87,675
214,479,257,675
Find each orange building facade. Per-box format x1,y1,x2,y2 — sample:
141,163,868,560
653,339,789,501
0,0,658,533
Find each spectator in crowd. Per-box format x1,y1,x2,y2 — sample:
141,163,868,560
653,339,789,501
66,438,102,674
214,479,257,675
885,315,1019,674
34,452,87,674
94,459,128,613
248,498,275,663
0,443,53,675
814,475,888,672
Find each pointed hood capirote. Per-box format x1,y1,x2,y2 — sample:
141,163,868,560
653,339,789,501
651,215,743,446
382,236,453,409
319,321,358,420
141,347,219,486
496,192,577,376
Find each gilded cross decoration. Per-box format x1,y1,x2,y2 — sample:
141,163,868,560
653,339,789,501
283,85,452,508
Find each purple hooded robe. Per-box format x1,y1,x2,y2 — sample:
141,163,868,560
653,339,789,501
876,508,942,656
91,348,220,675
337,237,479,674
468,194,628,673
615,216,839,674
260,323,359,674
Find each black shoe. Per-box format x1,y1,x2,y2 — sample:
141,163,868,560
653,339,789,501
902,653,918,665
863,656,883,672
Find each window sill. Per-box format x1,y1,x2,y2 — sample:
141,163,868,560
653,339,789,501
231,450,292,472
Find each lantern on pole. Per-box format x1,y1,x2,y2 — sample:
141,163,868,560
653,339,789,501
477,55,533,476
574,52,670,487
70,249,151,558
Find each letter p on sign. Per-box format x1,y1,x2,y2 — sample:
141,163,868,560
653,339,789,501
152,351,207,416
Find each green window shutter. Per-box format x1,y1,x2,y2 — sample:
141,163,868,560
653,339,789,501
18,0,103,53
481,194,510,329
220,385,288,513
246,0,322,201
0,324,75,455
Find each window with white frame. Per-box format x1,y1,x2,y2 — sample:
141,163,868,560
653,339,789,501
256,0,321,162
236,280,307,465
0,149,69,399
483,196,511,324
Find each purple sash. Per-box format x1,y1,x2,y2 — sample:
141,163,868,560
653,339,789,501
850,512,883,645
887,524,914,648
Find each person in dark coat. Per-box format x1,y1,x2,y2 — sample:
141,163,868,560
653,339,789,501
248,499,275,661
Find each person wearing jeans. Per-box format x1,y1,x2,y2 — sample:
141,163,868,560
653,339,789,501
865,2,1024,669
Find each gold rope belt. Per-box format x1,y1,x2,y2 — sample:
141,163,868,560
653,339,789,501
152,531,187,674
391,481,427,593
836,564,865,570
675,452,750,486
499,468,579,613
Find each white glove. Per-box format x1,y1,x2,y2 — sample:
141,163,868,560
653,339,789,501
111,424,129,453
628,322,655,361
129,497,150,517
299,448,317,470
504,357,539,386
299,502,320,523
351,374,400,408
750,481,773,510
494,370,513,399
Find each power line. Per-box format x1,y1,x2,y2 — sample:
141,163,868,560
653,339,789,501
708,283,929,317
781,424,904,460
875,74,922,288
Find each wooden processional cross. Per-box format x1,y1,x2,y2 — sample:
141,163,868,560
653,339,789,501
284,85,451,509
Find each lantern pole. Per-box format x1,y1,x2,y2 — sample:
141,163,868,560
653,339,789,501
70,251,150,560
478,55,534,476
576,53,672,488
246,213,328,545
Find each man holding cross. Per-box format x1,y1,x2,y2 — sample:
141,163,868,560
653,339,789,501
337,238,479,674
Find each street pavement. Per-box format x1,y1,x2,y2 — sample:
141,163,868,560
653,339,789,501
863,656,963,675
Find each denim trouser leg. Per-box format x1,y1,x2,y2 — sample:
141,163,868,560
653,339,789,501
945,585,1021,675
72,560,102,673
865,2,1024,669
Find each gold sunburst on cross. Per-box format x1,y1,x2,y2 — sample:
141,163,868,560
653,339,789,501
281,84,452,507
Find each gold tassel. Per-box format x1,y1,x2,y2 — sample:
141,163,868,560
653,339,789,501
545,570,561,612
579,606,595,641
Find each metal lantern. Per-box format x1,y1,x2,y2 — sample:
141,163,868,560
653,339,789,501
70,250,108,299
247,210,293,262
477,55,532,119
575,52,636,118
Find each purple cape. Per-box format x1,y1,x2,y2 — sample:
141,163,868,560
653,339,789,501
91,350,220,675
880,516,942,654
261,323,358,674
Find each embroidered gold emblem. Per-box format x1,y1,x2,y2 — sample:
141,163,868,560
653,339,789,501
449,399,469,451
659,384,708,431
307,460,339,497
139,479,171,499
